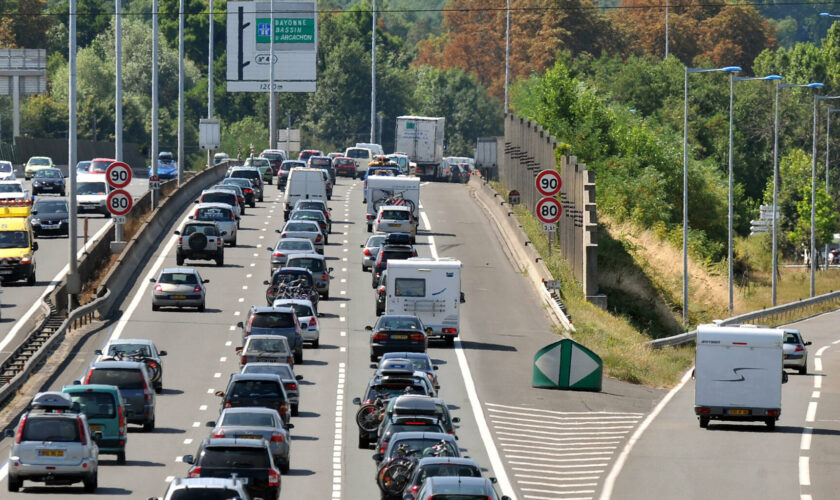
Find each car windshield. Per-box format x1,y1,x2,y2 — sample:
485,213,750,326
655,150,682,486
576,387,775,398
345,149,369,159
78,182,107,195
196,207,232,221
390,439,458,459
309,158,330,167
221,412,276,427
223,178,251,188
284,222,318,232
366,235,386,248
29,158,50,166
0,231,29,249
281,162,305,170
261,153,283,161
277,240,313,251
76,162,90,172
0,163,12,173
230,380,282,399
243,364,293,379
22,416,80,442
0,183,22,192
170,489,245,500
296,202,324,211
336,159,354,166
199,447,270,468
251,312,296,328
159,272,199,285
202,193,236,204
245,159,270,167
68,391,116,418
369,384,427,400
34,201,68,213
88,368,145,390
184,224,219,236
382,210,410,221
387,423,442,436
34,169,61,178
381,250,413,263
288,258,324,272
89,160,110,173
291,212,321,222
377,317,423,331
107,344,152,357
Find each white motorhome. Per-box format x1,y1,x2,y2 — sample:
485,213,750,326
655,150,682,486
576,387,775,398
694,324,786,430
365,175,420,232
283,168,327,219
385,258,464,346
355,142,384,156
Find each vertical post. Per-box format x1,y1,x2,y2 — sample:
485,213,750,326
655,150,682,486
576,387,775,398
727,73,734,314
208,0,214,169
151,0,159,208
665,0,669,59
772,82,780,306
11,75,20,140
178,0,185,185
810,94,818,297
68,0,78,310
269,0,276,149
682,67,689,326
826,110,832,269
114,0,124,243
377,113,382,145
286,112,291,155
504,0,510,113
370,0,376,143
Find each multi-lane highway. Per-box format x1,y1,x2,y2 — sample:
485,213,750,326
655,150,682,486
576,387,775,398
0,174,667,499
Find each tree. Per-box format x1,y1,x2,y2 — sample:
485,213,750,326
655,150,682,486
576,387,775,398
788,185,835,251
21,94,67,138
219,116,268,158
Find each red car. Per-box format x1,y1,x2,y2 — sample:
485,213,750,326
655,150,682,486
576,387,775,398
260,149,286,174
333,157,356,177
298,149,323,163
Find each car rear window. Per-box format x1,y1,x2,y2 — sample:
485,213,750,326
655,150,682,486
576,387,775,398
309,158,331,167
230,380,283,399
336,159,354,166
159,272,198,285
285,222,318,232
276,303,313,318
89,160,109,173
88,368,145,390
107,344,152,357
390,438,458,459
202,193,236,204
381,250,413,262
276,240,313,251
382,210,410,221
395,278,425,297
287,257,324,273
77,182,107,195
171,489,244,500
199,447,270,468
68,391,116,418
378,316,423,330
246,338,289,353
243,364,294,379
252,312,296,328
417,464,482,483
221,412,276,427
184,224,219,236
346,149,370,159
230,170,259,180
196,207,233,221
273,273,313,286
22,416,81,442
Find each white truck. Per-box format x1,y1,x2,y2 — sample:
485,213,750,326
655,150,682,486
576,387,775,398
365,175,420,232
394,116,445,181
694,324,786,430
475,137,498,177
385,258,464,346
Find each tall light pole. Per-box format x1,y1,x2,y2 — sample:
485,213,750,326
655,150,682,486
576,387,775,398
504,0,510,113
682,65,741,326
728,74,780,314
813,95,840,283
370,0,377,143
208,0,214,169
820,12,840,18
826,107,840,267
665,0,669,59
68,0,78,309
269,0,276,150
115,0,122,162
772,80,780,305
177,0,185,185
151,0,159,208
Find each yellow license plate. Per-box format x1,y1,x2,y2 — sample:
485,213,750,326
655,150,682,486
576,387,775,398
391,334,408,340
38,449,64,457
728,409,749,415
389,223,401,227
240,435,261,440
89,425,102,432
783,354,789,359
171,295,187,299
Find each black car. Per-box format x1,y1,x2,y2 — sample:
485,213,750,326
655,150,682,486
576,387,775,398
307,156,336,184
222,177,256,207
352,376,431,448
450,164,468,184
183,438,281,500
277,161,305,189
239,305,304,364
215,374,290,426
264,267,320,311
372,244,418,287
368,315,429,362
31,167,65,195
31,198,69,237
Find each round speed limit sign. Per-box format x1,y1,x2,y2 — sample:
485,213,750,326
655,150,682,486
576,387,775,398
105,161,132,189
107,189,133,216
535,169,562,197
535,197,562,224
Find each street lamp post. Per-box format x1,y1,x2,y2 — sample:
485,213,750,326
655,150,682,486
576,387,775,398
682,65,741,326
826,107,840,268
728,74,781,314
813,95,840,278
820,12,840,18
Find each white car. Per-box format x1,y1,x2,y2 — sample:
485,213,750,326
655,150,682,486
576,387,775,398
373,205,416,241
0,160,16,180
76,174,111,217
272,298,320,347
0,180,28,201
277,220,324,254
361,233,387,271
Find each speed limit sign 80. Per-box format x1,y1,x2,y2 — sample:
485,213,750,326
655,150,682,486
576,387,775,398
535,197,562,224
535,169,562,197
105,161,132,189
107,189,133,216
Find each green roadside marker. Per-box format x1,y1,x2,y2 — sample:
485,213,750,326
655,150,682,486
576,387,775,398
533,339,602,391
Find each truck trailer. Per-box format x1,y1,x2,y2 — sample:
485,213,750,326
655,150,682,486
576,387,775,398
394,116,445,181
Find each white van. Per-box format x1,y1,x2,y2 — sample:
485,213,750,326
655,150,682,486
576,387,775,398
366,175,420,232
283,168,327,219
385,258,464,346
344,147,374,179
694,324,786,430
77,174,112,217
355,142,384,156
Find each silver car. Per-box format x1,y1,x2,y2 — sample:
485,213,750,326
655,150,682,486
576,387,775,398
212,183,246,214
238,334,294,367
267,237,316,275
289,209,331,237
150,267,208,311
783,329,812,374
4,392,101,493
190,202,239,246
361,233,387,271
373,205,416,241
210,407,292,473
278,220,324,254
241,362,303,415
154,477,250,500
285,253,332,298
272,298,320,346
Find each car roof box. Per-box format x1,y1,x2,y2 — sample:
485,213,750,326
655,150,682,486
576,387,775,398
31,391,77,412
384,233,411,245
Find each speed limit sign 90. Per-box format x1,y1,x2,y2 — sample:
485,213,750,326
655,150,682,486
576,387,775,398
107,189,133,216
535,169,562,197
105,161,132,189
535,197,562,224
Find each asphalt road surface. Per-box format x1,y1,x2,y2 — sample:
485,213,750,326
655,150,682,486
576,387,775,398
0,176,662,499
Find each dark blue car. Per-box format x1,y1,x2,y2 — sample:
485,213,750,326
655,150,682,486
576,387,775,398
147,151,178,179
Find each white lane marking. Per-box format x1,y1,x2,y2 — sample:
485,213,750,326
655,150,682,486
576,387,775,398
800,456,811,486
340,347,346,352
234,311,240,316
342,257,347,262
225,341,232,346
246,273,253,278
801,427,813,450
199,405,207,411
812,391,820,398
802,495,813,500
814,376,822,389
229,325,235,331
340,331,346,337
341,268,347,272
599,368,693,500
340,290,346,295
0,221,113,351
214,372,221,378
250,263,256,267
340,316,346,322
815,358,823,372
238,298,245,303
242,286,248,290
334,362,345,499
806,402,818,422
207,388,214,394
183,438,193,445
419,210,438,259
833,339,840,344
816,345,829,356
165,475,175,483
220,357,227,362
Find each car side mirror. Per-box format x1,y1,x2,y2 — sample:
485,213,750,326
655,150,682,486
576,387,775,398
159,350,167,356
182,454,195,464
295,375,303,381
194,200,199,204
214,391,225,397
173,230,180,235
365,326,373,331
149,278,157,283
94,349,103,355
3,428,13,437
460,292,466,304
265,246,273,252
30,210,37,215
207,421,216,427
187,215,194,220
806,341,813,346
32,241,38,251
203,279,210,284
275,229,281,233
235,347,243,354
782,372,789,384
92,430,103,443
285,423,294,430
72,379,81,385
237,321,244,329
370,363,377,369
360,244,364,248
263,280,270,286
372,453,383,462
452,417,460,423
433,365,439,371
352,397,361,406
502,496,512,500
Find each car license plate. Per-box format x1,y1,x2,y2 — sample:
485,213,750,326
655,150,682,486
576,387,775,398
89,425,102,432
240,435,260,440
783,354,789,359
391,334,408,340
42,224,60,229
388,223,401,227
727,409,749,415
0,270,12,275
171,295,187,299
38,449,64,457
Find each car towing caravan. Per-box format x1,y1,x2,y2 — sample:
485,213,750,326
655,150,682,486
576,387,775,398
694,323,786,430
365,175,420,233
384,258,464,346
0,200,37,285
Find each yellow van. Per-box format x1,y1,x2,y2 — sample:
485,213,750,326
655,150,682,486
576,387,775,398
0,201,38,285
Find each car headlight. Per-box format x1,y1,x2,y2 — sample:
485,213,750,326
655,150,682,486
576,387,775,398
20,254,32,264
30,218,40,224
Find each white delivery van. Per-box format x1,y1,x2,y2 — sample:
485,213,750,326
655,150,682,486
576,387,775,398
365,175,420,232
385,258,464,346
284,168,327,219
694,324,786,430
355,142,384,156
344,147,374,179
77,174,112,217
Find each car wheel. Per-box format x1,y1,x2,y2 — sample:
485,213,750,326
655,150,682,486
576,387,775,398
370,353,377,362
152,304,160,311
259,194,264,202
83,471,97,493
699,416,709,429
251,201,256,208
216,253,224,267
117,451,126,465
143,419,155,432
7,474,21,492
281,461,290,474
358,434,369,449
444,336,455,347
765,418,776,430
176,254,185,266
61,191,66,196
799,365,807,375
231,237,237,247
33,232,39,239
26,271,35,286
154,383,162,394
367,224,372,232
198,303,206,312
362,265,367,272
376,307,382,316
312,339,319,348
294,350,303,364
323,290,329,299
292,404,299,416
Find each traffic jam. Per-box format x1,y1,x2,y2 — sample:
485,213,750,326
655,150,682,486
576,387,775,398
3,149,511,500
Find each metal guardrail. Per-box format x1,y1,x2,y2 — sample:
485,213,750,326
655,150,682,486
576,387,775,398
648,290,840,349
0,288,110,408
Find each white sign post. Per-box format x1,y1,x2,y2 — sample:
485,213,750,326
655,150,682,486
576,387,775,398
536,196,563,257
106,161,132,250
226,1,317,92
199,119,221,150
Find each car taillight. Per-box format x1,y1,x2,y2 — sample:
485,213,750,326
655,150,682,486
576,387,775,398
442,328,457,334
373,332,388,341
364,248,371,256
230,211,235,221
285,382,297,391
244,188,253,194
14,415,26,444
78,418,87,445
217,238,222,246
410,333,425,340
154,284,163,292
795,345,804,352
84,370,92,384
142,377,150,401
281,233,287,238
315,234,322,242
193,285,202,293
178,237,182,245
268,468,280,487
279,402,288,415
308,317,317,327
410,485,419,494
271,432,285,443
188,466,202,478
379,441,388,453
241,356,247,365
273,252,285,258
323,211,329,218
321,272,328,281
224,401,231,408
366,214,375,221
118,404,125,435
286,356,293,364
377,286,385,293
213,430,225,438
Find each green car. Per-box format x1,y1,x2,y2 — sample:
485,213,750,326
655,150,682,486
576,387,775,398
62,384,128,464
245,157,273,183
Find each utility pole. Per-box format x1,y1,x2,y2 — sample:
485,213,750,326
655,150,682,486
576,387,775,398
269,0,276,150
665,0,669,59
504,0,510,113
370,0,376,143
178,0,185,185
208,0,214,169
68,0,79,310
115,0,123,162
151,0,159,208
